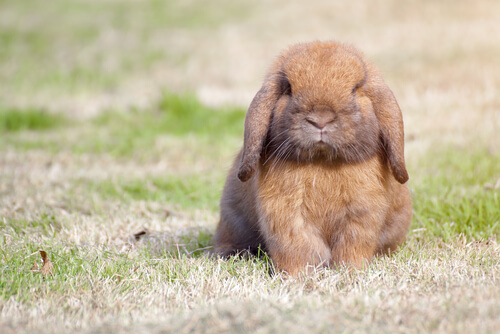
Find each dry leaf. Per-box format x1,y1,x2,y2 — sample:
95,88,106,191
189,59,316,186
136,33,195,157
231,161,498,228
39,250,54,276
133,229,148,241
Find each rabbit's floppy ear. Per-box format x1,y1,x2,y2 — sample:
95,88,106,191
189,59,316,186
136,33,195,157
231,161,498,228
237,72,288,182
367,74,409,184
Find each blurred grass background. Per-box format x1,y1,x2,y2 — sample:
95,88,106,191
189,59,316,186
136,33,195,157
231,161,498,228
1,1,500,333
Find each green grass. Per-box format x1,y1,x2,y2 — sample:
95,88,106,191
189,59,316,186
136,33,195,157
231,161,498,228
0,227,267,304
0,107,67,132
91,93,246,138
83,93,245,156
1,93,245,157
413,190,499,241
0,214,63,237
414,148,500,191
92,172,225,211
410,148,500,241
410,147,500,241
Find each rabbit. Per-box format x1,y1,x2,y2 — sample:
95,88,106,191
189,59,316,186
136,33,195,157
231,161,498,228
213,41,412,277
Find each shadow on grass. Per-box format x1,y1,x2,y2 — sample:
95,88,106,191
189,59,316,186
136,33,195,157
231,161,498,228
128,226,277,277
130,227,214,258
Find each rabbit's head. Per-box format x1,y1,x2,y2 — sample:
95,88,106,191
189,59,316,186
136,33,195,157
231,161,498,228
238,41,408,184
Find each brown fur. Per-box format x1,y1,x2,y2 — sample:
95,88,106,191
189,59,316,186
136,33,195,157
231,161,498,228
213,41,412,276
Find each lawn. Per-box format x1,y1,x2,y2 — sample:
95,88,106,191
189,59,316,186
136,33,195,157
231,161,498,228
1,1,499,333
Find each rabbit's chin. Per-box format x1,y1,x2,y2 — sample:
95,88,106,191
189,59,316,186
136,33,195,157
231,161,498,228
289,140,379,165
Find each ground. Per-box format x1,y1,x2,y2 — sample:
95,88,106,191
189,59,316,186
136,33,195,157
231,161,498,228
1,0,499,333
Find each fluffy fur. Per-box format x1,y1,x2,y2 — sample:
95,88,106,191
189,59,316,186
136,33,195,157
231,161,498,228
213,41,412,276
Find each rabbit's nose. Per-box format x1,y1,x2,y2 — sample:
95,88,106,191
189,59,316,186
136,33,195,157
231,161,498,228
306,114,336,130
307,105,336,129
306,118,327,129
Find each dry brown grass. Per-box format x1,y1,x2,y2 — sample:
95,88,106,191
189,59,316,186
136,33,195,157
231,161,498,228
1,237,498,333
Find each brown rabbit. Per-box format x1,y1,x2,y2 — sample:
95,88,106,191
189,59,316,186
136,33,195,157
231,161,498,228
213,41,412,276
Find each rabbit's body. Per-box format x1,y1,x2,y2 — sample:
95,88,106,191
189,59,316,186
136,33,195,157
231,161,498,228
213,41,412,276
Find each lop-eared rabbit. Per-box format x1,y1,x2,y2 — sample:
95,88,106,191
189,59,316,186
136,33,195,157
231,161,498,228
213,41,412,276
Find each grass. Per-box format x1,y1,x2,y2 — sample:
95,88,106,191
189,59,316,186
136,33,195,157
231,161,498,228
414,190,499,241
1,214,62,237
1,98,498,333
0,0,254,107
82,93,245,156
410,148,500,241
0,107,66,132
1,0,500,333
0,93,245,158
89,93,246,137
1,232,498,333
92,172,225,211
